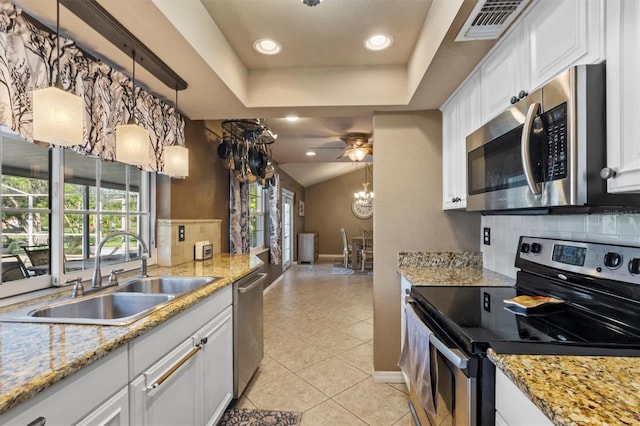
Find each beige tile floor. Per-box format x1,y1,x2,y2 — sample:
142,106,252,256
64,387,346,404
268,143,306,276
236,259,411,425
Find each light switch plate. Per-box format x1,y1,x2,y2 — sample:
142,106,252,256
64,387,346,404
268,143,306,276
178,225,185,242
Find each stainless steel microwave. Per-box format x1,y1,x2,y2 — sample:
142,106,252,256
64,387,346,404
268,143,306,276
466,63,639,213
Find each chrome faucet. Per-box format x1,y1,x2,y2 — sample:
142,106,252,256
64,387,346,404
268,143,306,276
91,232,149,288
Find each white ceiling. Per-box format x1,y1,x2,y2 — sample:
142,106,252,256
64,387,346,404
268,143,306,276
14,0,496,187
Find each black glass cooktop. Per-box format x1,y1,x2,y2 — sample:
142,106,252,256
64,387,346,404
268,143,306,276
410,283,640,356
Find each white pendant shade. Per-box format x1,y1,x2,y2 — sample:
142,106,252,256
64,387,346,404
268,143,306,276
163,145,189,177
32,86,84,146
115,122,150,166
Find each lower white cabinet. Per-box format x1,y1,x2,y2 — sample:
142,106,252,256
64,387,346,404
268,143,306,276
76,387,129,426
129,301,233,426
494,368,553,426
199,306,234,426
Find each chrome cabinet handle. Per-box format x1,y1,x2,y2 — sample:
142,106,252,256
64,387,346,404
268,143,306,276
521,102,543,196
147,341,205,390
600,167,618,180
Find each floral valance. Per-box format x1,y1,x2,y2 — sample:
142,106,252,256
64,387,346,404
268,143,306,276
0,1,184,171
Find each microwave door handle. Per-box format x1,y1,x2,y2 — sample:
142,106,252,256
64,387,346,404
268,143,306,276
521,103,543,195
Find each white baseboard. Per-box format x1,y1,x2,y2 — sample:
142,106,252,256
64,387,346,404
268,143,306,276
319,253,342,258
372,370,405,383
263,274,284,295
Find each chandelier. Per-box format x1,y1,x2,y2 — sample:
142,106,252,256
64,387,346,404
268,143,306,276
354,163,374,204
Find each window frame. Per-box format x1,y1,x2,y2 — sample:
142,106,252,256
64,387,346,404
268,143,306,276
248,182,266,251
0,132,156,299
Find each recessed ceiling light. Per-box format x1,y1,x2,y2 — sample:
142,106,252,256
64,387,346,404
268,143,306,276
364,34,393,51
306,151,316,156
254,38,282,55
285,115,300,122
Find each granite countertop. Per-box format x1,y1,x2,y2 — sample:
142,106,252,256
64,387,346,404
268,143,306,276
488,349,640,425
398,266,515,287
0,253,262,415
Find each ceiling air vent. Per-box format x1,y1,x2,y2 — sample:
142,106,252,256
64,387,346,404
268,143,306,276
455,0,531,41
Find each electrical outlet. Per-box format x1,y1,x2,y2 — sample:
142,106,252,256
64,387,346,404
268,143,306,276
178,225,185,242
483,227,491,245
483,291,491,312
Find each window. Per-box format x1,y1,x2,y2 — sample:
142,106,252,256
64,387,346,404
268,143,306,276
63,149,151,273
248,182,265,250
0,130,153,299
1,133,51,296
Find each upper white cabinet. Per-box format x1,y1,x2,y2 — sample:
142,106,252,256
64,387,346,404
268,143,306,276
480,29,525,122
604,0,640,193
442,71,481,210
479,0,604,123
523,0,604,91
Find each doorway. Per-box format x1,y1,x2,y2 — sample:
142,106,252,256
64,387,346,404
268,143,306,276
282,189,294,271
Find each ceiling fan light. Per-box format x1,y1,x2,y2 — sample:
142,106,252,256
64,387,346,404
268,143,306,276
163,145,189,178
347,147,368,162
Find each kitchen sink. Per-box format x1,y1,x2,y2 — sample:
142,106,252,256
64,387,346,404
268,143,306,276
1,293,175,326
116,276,218,295
0,276,221,326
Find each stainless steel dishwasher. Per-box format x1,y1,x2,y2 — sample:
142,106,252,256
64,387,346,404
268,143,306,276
233,269,266,398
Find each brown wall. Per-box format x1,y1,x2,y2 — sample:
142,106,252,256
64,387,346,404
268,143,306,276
305,168,373,255
157,119,230,252
372,110,480,373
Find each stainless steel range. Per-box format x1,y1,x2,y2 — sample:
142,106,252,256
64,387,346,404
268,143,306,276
405,236,640,425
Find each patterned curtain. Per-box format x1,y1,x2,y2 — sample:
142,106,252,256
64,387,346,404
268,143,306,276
268,174,281,265
229,171,249,254
0,2,184,169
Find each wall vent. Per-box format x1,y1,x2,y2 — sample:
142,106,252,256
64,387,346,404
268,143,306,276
455,0,531,41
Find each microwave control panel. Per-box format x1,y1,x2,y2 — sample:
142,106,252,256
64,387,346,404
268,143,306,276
542,103,568,182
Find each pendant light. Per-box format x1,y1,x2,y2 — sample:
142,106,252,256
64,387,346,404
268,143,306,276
32,0,84,146
116,50,150,167
162,88,189,178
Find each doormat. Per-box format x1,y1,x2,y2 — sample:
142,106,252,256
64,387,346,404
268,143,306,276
218,408,302,426
291,265,313,271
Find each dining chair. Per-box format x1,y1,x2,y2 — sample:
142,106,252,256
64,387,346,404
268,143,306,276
340,228,352,268
359,234,373,272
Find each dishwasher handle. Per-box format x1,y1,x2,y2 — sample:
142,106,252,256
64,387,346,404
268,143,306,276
238,273,267,293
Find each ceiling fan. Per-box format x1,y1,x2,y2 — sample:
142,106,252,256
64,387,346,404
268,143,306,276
312,132,373,161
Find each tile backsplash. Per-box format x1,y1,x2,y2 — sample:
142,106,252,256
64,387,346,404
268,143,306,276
157,219,222,266
482,214,640,278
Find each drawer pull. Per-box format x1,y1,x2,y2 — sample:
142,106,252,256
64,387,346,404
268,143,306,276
26,417,46,426
147,343,203,390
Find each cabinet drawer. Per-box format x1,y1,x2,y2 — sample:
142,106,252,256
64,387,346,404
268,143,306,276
128,285,232,378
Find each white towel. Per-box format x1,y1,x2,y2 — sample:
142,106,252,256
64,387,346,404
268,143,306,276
398,304,439,418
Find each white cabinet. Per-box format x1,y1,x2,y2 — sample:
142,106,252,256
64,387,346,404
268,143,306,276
523,0,604,91
400,275,411,389
478,0,604,124
199,306,234,426
604,0,640,193
129,291,234,426
480,30,525,122
442,71,481,210
75,387,129,426
495,368,553,426
0,346,128,426
130,338,200,426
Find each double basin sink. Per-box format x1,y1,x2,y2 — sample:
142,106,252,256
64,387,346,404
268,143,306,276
1,276,220,326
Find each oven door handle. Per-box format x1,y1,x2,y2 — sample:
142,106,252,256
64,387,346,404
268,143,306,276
521,102,543,196
429,332,469,370
407,301,470,370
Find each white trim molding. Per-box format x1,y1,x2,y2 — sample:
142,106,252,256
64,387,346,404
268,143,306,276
372,370,405,383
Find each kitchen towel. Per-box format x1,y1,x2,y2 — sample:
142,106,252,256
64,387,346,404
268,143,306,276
398,304,439,418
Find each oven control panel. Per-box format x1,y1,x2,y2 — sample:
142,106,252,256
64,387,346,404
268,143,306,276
516,236,640,285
